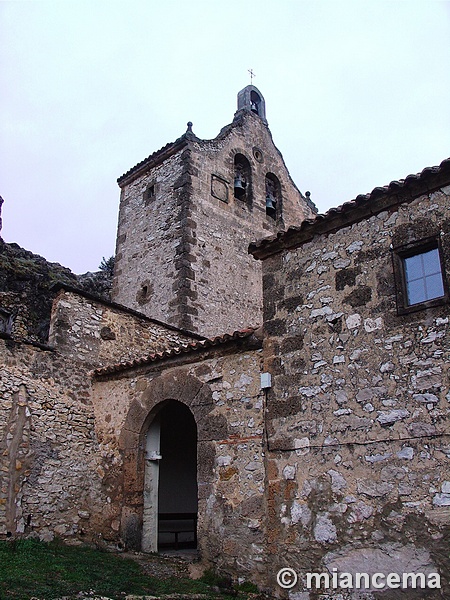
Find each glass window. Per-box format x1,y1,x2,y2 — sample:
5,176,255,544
404,248,445,306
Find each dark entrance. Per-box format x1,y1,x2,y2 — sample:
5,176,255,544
157,401,198,550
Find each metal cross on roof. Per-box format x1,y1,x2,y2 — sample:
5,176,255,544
248,69,255,85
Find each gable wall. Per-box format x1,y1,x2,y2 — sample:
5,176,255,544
185,113,315,336
111,112,315,337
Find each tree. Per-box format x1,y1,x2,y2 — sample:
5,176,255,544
99,256,115,277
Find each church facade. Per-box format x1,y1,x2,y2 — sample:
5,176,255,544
0,87,449,598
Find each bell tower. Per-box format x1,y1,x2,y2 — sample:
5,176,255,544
237,85,267,122
112,87,316,336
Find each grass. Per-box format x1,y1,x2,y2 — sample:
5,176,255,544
0,538,241,600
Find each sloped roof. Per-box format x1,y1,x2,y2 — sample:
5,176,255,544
93,327,260,377
117,134,193,187
52,283,205,340
250,157,450,259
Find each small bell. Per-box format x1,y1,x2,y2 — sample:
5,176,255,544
251,102,259,114
265,194,277,211
234,174,246,198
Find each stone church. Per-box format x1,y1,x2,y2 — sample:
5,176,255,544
1,86,449,598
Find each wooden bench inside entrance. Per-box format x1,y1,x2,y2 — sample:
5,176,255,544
158,513,197,549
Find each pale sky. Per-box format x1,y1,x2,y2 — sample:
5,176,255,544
1,0,449,274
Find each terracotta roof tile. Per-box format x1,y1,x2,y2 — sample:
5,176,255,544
250,157,450,258
93,327,259,377
117,135,190,186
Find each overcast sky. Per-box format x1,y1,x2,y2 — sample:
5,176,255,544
1,0,449,274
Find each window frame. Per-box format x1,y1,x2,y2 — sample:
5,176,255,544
392,235,448,315
143,182,157,205
0,308,13,336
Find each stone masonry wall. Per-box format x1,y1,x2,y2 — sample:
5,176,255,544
261,186,450,598
112,148,186,325
0,339,109,543
49,288,198,369
92,344,267,582
186,111,315,336
0,289,199,545
112,109,316,338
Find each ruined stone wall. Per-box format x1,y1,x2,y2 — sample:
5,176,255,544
92,344,267,581
0,241,79,343
0,339,110,543
49,289,198,369
0,241,113,345
186,112,315,336
261,187,450,597
112,148,186,326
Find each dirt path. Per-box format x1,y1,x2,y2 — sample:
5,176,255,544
120,550,197,580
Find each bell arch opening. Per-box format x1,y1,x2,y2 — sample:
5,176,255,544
250,90,262,115
234,153,252,206
142,400,198,552
265,172,282,220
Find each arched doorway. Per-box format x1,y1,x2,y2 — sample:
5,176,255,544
142,400,198,552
